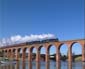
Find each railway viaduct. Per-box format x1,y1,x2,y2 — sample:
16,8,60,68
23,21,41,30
0,39,85,69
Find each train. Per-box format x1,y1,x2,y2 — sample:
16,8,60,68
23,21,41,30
0,38,59,48
26,38,59,45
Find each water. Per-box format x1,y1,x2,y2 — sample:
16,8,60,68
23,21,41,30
0,61,85,69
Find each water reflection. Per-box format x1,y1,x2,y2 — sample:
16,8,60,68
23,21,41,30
36,61,40,69
0,63,15,69
22,61,26,69
57,61,61,69
82,62,85,69
68,62,72,69
28,61,32,69
0,61,85,69
15,61,19,69
46,61,50,69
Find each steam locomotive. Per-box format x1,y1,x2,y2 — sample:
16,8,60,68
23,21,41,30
26,38,59,45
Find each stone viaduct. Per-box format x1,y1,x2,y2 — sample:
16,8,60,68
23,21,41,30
0,39,85,69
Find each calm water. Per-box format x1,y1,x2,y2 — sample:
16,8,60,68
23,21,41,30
0,61,85,69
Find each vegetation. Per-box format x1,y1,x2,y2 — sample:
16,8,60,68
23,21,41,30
75,56,82,61
0,50,3,57
51,53,82,62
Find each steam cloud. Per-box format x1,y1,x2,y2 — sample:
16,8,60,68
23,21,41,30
0,34,56,47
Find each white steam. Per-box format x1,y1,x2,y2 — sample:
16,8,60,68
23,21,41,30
0,34,56,47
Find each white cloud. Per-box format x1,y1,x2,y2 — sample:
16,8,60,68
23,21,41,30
10,35,22,43
0,34,56,47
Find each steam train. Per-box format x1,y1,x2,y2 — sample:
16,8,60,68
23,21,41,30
0,38,59,48
26,38,59,45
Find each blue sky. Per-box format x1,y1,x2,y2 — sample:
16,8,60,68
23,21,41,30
0,0,84,55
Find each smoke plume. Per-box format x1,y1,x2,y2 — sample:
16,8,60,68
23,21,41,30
0,34,56,47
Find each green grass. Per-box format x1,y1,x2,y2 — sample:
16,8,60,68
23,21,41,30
75,56,82,61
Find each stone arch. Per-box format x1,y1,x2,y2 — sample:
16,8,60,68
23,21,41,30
58,43,68,50
38,45,45,51
37,45,46,69
59,43,68,61
30,46,37,61
4,49,7,52
7,49,12,59
47,44,57,61
18,48,22,52
12,49,17,60
8,49,11,52
38,45,46,61
47,44,53,50
30,46,36,52
13,48,16,52
29,46,37,69
70,42,82,49
70,42,82,61
46,44,57,69
23,47,28,52
17,48,23,60
70,42,82,53
23,47,29,61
